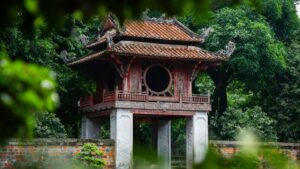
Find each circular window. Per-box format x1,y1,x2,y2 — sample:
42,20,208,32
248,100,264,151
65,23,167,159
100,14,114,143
144,65,172,94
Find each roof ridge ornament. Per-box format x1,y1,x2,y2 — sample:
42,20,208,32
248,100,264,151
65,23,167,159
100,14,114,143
141,9,174,24
141,13,202,40
200,27,214,41
106,30,115,48
141,9,150,20
58,50,74,63
79,34,89,46
99,13,121,36
216,41,236,57
143,16,173,23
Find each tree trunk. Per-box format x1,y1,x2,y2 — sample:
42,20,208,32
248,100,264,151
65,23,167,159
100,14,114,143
212,83,227,116
207,67,229,116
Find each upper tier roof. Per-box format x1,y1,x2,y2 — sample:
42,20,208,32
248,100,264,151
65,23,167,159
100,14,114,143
121,20,202,42
67,14,229,66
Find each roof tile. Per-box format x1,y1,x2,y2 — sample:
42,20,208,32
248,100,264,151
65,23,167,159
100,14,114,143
109,41,226,61
122,21,202,42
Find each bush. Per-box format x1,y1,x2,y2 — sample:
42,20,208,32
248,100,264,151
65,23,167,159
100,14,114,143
76,143,105,169
34,112,67,138
215,106,277,141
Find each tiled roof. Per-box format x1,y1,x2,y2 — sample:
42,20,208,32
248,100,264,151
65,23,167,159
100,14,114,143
68,16,229,67
68,41,227,66
85,19,203,49
109,41,225,61
121,20,202,42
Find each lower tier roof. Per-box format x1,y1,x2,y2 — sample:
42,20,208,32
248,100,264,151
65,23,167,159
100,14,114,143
68,41,228,66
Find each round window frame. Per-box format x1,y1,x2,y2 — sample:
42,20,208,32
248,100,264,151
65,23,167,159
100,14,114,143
143,64,172,95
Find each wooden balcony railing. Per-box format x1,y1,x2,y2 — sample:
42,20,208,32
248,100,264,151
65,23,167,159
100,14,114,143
103,90,210,104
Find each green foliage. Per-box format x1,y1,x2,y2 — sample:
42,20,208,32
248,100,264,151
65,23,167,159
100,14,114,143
0,53,58,143
211,0,300,42
196,130,300,169
76,143,105,169
195,147,259,169
134,122,152,147
171,119,186,155
206,6,285,91
194,73,214,94
1,0,262,33
133,144,161,169
195,146,299,169
34,112,67,138
133,131,300,169
2,17,97,137
264,41,300,142
259,0,300,42
214,106,277,141
226,80,257,108
202,5,287,117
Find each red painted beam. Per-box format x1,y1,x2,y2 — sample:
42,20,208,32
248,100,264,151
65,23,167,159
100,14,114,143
131,109,195,116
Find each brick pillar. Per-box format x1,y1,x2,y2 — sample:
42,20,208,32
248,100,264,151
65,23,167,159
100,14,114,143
186,112,208,169
110,109,133,169
81,115,100,139
157,120,172,169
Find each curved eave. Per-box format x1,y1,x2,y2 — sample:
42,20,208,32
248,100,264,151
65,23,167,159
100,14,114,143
67,41,229,67
67,51,107,66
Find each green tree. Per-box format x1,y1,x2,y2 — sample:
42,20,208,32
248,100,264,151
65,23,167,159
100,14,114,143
211,0,300,42
259,0,300,42
205,6,286,115
34,112,67,138
264,41,300,142
2,18,97,137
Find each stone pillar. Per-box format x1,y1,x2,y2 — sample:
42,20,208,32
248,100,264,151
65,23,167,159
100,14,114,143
157,120,171,169
110,109,133,169
81,115,100,139
186,112,208,169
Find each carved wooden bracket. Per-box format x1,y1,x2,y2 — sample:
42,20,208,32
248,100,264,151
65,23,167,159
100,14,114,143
190,61,202,81
108,55,136,78
107,54,124,78
110,54,123,65
124,56,136,77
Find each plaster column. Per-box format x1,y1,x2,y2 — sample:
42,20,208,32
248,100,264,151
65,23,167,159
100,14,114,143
157,120,171,169
110,109,133,169
186,112,208,169
81,115,100,139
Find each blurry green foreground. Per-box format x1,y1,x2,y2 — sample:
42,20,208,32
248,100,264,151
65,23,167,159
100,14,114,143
133,130,300,169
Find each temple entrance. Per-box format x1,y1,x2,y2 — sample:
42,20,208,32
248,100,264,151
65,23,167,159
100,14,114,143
82,110,208,169
132,116,187,169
